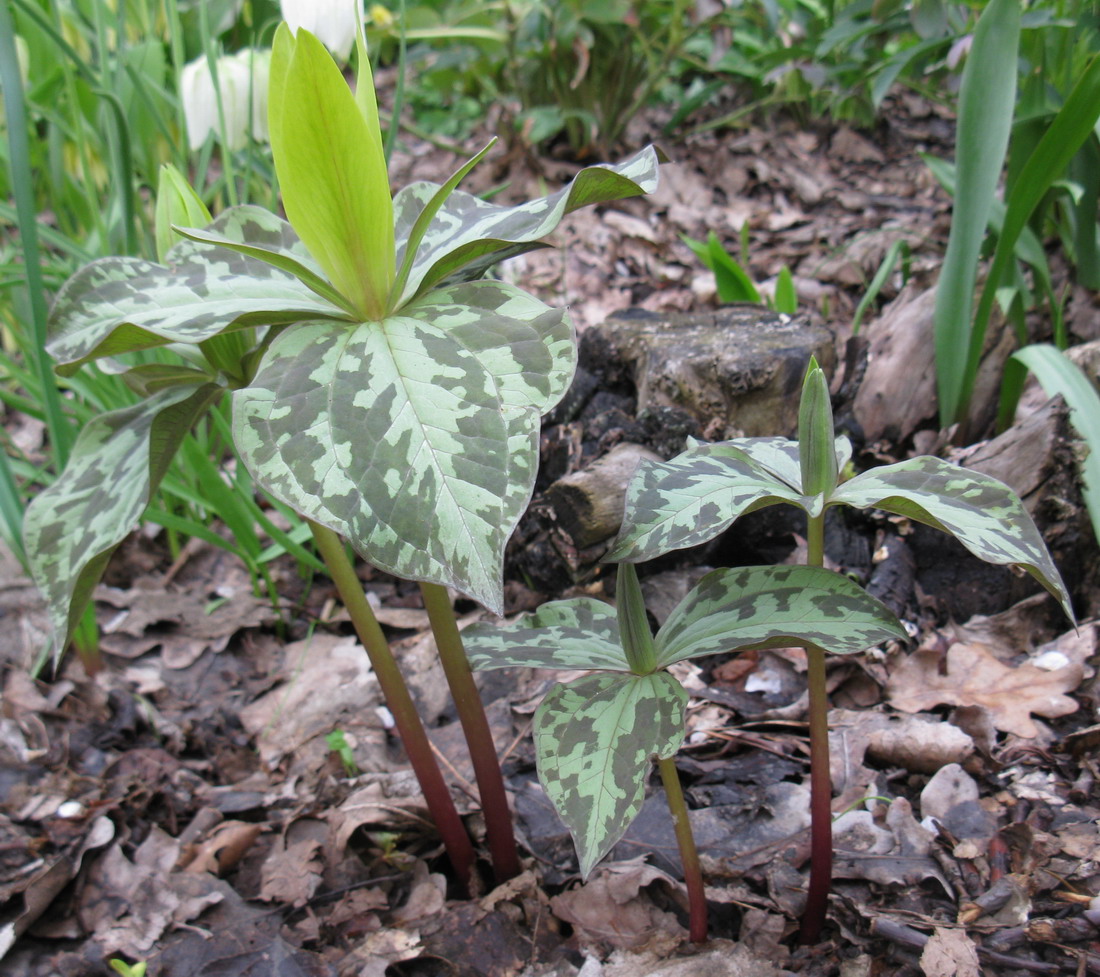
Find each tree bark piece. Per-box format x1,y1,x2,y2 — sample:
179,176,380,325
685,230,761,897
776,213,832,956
597,306,835,438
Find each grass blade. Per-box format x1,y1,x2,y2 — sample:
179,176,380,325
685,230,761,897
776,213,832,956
932,0,1019,428
964,55,1100,415
0,0,74,467
1006,344,1100,545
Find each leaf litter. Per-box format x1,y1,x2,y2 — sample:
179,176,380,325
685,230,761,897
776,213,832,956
4,100,1100,977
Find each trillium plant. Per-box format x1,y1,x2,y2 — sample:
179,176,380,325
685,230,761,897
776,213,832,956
24,23,659,890
601,357,1069,942
462,560,906,942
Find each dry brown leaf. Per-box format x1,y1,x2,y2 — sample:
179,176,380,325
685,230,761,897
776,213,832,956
887,641,1083,738
180,820,264,875
919,927,980,977
257,827,321,910
550,858,685,949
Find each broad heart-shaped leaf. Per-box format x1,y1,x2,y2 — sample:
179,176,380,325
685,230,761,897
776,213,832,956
655,566,906,668
606,440,807,562
535,671,687,879
463,598,628,671
233,281,575,614
23,382,223,661
832,456,1074,621
48,206,348,375
607,435,853,562
391,145,661,306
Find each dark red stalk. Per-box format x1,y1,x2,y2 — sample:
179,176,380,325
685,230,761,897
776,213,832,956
799,511,832,943
310,523,475,892
420,581,521,883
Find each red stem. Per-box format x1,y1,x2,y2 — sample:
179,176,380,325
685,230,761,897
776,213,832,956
799,641,832,944
420,582,521,883
310,523,476,892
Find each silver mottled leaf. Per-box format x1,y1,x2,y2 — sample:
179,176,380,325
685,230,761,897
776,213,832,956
463,598,627,671
233,284,573,612
832,456,1073,620
48,207,346,374
392,146,661,305
535,671,687,879
656,565,906,668
24,383,224,660
607,441,805,562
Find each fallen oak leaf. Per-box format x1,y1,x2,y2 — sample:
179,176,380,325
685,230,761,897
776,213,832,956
887,641,1083,738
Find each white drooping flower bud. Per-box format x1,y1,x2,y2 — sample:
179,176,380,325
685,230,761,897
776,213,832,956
280,0,364,62
180,48,271,152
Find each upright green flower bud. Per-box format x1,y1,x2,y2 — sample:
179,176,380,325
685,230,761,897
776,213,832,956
617,563,658,675
154,164,212,263
798,356,838,500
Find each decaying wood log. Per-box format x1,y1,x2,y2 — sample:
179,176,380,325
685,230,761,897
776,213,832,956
595,306,835,438
545,442,661,551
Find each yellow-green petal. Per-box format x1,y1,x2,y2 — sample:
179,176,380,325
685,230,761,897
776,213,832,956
268,23,393,319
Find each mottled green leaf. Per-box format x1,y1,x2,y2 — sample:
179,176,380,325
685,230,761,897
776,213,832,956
174,219,352,314
392,145,661,306
606,440,805,562
24,382,223,661
832,456,1073,620
48,207,346,375
464,598,628,671
233,282,574,613
656,565,906,668
535,671,687,878
387,141,495,313
608,435,854,562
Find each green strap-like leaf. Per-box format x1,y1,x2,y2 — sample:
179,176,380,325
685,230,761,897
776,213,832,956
463,597,628,671
535,671,687,879
48,208,346,374
24,382,224,661
392,145,661,306
606,440,805,562
233,281,574,614
655,565,906,668
832,456,1073,620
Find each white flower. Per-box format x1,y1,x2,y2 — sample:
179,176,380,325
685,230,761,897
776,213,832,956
180,49,271,152
280,0,364,62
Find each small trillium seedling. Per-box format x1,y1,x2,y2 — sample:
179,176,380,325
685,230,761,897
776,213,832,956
24,23,660,887
463,561,905,942
605,356,1073,943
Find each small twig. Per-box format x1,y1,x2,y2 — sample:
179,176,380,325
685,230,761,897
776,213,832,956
870,918,1066,974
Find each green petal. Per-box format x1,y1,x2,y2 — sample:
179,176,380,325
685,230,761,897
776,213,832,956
269,24,393,319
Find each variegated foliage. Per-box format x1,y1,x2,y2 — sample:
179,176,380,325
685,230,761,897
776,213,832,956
607,429,1073,623
25,27,661,660
23,383,224,657
463,564,904,876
